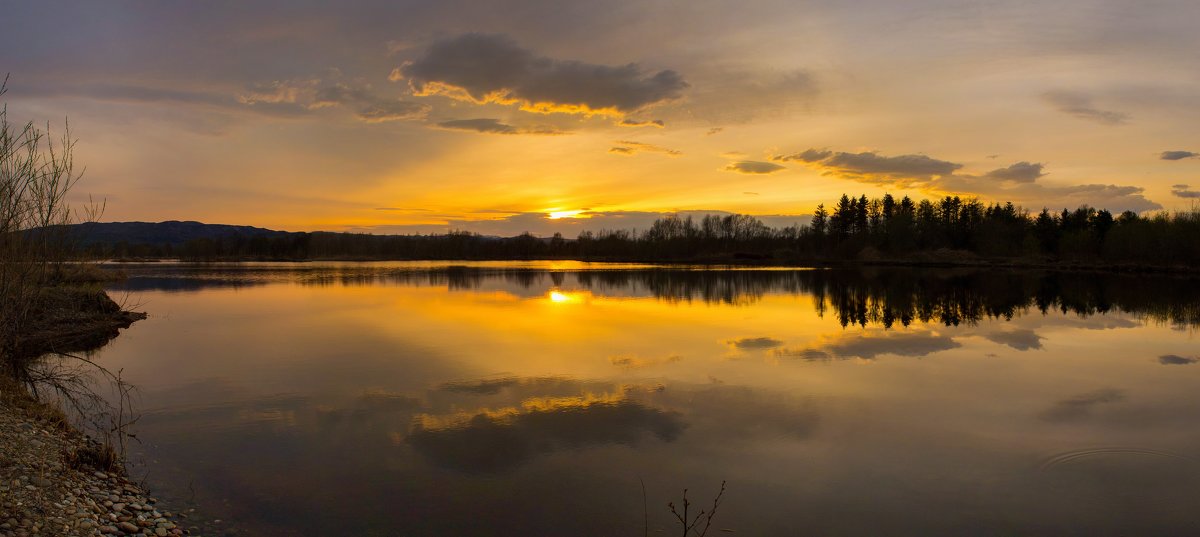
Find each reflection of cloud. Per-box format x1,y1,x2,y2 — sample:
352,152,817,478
398,33,687,116
1161,150,1198,161
984,329,1044,351
1159,354,1199,366
435,118,567,135
1040,388,1125,422
610,354,682,369
777,331,960,360
407,394,685,473
1042,91,1129,125
439,377,522,395
725,160,787,174
726,337,784,350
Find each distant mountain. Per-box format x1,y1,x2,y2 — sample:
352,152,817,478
63,221,295,247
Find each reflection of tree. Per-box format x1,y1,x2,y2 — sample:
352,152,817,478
120,265,1200,327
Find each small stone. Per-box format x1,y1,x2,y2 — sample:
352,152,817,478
93,472,108,479
98,525,118,534
117,521,138,533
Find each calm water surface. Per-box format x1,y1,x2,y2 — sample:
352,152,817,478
91,261,1200,536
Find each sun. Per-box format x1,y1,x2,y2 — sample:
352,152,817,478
548,210,585,219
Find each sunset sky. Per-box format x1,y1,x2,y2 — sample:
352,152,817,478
4,0,1198,236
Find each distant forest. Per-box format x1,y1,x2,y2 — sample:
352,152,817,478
80,194,1200,267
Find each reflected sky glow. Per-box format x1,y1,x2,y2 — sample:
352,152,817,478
93,263,1200,536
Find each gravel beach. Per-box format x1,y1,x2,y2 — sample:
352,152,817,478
0,396,197,537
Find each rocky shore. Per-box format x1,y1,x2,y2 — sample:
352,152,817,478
0,394,199,537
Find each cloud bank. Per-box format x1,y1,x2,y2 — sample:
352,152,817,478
397,33,687,116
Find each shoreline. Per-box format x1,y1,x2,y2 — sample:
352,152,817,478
0,385,195,537
105,254,1200,275
0,286,209,537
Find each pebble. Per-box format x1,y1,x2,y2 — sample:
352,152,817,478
0,393,205,537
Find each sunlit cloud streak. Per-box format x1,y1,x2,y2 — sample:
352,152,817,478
609,140,681,156
725,160,787,174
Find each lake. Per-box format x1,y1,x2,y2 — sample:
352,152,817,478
89,261,1200,536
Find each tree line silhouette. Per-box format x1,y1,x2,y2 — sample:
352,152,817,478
82,194,1200,267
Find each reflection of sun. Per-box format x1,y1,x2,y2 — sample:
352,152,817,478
548,210,584,219
548,290,590,304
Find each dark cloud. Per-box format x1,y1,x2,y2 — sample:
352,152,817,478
1042,91,1129,125
773,149,832,163
1158,354,1199,366
778,149,960,181
706,127,724,136
356,99,430,122
239,77,428,122
726,337,784,350
609,140,681,156
435,118,567,135
1170,184,1200,199
1040,388,1124,422
1160,150,1198,161
618,118,665,128
777,331,960,361
777,145,1161,213
398,33,687,116
725,160,787,174
984,329,1044,351
982,161,1044,183
310,83,374,109
407,397,685,473
822,152,962,179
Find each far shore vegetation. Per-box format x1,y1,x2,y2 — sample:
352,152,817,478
77,194,1199,270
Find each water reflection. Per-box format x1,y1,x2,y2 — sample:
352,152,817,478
90,262,1200,536
409,391,685,473
111,263,1200,328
